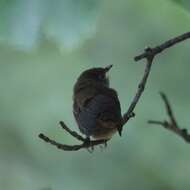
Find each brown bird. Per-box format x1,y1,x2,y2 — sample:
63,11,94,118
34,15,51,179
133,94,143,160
73,65,123,141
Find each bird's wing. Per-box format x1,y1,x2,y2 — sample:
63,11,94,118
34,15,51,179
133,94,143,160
74,92,122,136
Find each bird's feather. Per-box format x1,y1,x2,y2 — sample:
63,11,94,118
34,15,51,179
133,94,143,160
73,91,122,137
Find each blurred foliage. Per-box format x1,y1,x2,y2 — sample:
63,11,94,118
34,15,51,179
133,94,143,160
0,0,100,50
1,0,190,190
171,0,190,10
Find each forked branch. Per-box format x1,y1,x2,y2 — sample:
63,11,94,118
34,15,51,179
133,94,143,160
39,31,190,151
123,31,190,125
39,121,107,151
148,92,190,143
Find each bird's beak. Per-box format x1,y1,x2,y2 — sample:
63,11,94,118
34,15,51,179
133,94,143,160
104,65,113,72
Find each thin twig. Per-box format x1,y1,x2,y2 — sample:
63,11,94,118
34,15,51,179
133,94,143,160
122,48,154,126
148,93,190,143
59,121,86,142
135,31,190,61
38,133,107,151
160,92,178,126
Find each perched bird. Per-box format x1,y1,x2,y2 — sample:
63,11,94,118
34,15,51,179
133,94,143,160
73,65,123,141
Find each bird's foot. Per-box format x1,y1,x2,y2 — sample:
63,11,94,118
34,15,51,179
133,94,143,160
83,137,94,153
99,139,108,151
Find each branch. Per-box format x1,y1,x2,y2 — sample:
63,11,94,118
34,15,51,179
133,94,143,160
39,122,107,151
135,31,190,61
122,31,190,127
148,92,190,143
59,121,86,142
39,31,190,151
39,133,107,151
122,48,154,125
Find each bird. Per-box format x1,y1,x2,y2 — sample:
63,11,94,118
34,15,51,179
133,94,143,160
73,65,123,141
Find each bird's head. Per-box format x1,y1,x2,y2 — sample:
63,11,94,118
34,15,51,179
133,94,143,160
77,65,113,87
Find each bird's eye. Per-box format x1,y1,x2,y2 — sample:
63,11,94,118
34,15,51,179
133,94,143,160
98,74,105,80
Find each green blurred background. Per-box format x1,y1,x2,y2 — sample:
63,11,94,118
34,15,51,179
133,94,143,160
1,0,190,189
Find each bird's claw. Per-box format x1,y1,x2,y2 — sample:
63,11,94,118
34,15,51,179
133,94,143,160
83,137,94,153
